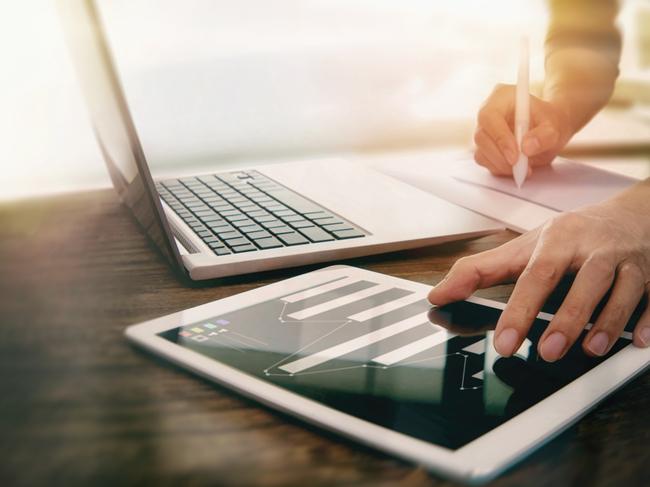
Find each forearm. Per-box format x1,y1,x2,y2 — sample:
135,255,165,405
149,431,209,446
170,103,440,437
542,0,621,136
543,49,619,135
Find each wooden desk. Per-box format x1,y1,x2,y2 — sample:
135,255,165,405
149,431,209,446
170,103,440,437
1,190,648,486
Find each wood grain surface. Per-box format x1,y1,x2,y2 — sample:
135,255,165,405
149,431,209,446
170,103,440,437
0,189,647,487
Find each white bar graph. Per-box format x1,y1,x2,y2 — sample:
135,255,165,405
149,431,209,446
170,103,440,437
463,338,486,355
347,293,423,322
372,330,450,366
287,284,392,321
281,276,359,304
279,312,430,374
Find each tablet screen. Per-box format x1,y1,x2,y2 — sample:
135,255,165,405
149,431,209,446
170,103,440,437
159,278,633,450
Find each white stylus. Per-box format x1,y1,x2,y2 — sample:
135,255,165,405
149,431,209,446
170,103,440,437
513,37,530,189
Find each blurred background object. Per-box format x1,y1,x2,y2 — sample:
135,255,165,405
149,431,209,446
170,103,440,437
1,0,648,201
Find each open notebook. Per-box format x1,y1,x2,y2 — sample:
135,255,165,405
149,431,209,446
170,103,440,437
453,159,636,212
363,151,640,233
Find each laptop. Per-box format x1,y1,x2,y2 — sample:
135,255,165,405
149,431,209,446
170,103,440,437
58,0,501,281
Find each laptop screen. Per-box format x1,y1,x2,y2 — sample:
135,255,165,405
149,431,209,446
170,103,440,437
58,0,184,274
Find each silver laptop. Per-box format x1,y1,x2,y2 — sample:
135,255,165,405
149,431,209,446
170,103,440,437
58,0,501,281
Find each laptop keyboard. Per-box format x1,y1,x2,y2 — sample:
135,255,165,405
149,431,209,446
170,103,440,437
155,170,366,255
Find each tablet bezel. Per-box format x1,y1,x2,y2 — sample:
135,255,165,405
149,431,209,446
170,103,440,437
125,265,649,483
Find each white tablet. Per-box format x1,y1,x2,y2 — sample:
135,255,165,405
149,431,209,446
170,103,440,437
125,265,649,483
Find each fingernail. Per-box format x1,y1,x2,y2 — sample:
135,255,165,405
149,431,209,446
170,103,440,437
504,148,517,165
639,328,650,347
522,137,540,156
540,332,567,362
495,328,519,356
587,332,609,356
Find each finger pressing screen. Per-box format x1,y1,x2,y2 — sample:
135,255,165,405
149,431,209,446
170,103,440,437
537,253,616,362
428,237,532,306
584,262,646,356
494,238,574,357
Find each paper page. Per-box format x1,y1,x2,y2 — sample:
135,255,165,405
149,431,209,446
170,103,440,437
453,159,637,212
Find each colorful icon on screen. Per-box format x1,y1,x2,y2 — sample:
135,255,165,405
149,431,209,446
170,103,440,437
191,327,204,333
204,323,217,329
216,319,230,325
179,331,192,337
192,335,209,342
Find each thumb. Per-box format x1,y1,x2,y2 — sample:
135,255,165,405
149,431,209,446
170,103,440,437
428,233,538,306
428,246,520,306
521,121,560,157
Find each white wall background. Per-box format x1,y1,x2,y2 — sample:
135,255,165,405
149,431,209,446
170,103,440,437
0,1,645,200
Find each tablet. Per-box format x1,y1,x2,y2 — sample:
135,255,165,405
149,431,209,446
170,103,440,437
125,265,649,483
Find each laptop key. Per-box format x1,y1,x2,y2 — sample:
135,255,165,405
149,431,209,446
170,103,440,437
247,210,270,218
269,225,295,235
304,211,334,220
239,225,264,234
250,196,274,204
195,210,218,218
298,227,335,242
263,190,324,215
247,230,272,240
213,204,235,212
217,231,243,240
201,215,225,223
224,237,251,247
224,213,249,222
213,247,233,256
267,205,290,213
282,214,304,222
309,216,340,226
289,220,315,229
220,209,243,217
331,229,365,239
260,218,284,228
232,244,257,253
232,219,256,228
277,232,309,246
321,222,353,232
254,237,283,249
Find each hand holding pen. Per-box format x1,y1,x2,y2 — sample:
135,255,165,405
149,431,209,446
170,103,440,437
472,39,573,180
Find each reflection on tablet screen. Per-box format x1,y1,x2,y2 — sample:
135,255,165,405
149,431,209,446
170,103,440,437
159,281,633,450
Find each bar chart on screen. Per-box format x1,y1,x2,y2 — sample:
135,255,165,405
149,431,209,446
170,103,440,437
252,274,487,394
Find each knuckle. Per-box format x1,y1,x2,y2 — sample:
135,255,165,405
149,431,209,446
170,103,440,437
618,261,643,281
450,256,472,274
526,258,559,284
539,213,585,244
550,212,584,231
585,252,615,277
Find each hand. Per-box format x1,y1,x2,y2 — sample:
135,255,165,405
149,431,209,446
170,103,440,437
428,182,650,362
473,84,573,176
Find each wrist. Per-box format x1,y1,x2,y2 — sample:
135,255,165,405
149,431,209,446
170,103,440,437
606,179,650,237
